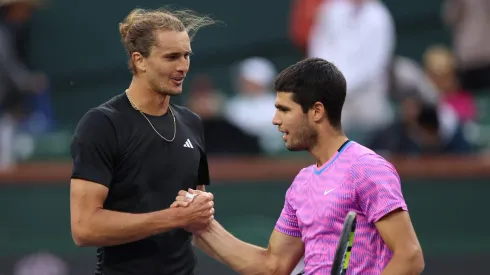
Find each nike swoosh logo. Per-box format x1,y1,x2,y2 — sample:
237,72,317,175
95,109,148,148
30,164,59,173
324,188,335,195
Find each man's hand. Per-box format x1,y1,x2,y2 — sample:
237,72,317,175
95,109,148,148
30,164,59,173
172,189,215,234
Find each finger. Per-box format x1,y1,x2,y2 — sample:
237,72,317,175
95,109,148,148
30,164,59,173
175,196,187,202
170,201,189,208
185,192,197,202
200,191,213,201
178,190,188,196
195,193,212,202
188,188,204,195
210,208,215,215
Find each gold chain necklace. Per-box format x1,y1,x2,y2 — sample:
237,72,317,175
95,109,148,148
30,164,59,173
125,90,176,142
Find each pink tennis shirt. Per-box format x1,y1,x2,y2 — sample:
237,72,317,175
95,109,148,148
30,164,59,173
275,141,408,274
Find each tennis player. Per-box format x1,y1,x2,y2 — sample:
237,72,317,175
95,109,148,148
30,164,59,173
69,8,218,275
174,58,425,274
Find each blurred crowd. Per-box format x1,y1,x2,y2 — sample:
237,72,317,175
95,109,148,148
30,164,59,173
187,0,490,158
0,0,490,171
0,0,53,170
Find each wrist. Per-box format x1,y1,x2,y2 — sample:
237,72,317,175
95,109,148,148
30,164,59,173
200,220,217,237
157,207,187,230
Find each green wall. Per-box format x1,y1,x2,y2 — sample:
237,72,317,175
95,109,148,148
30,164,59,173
1,178,487,256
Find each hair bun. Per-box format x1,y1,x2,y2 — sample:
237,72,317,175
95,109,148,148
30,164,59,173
119,9,142,40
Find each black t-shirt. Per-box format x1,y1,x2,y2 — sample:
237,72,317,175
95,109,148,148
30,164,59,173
70,93,210,275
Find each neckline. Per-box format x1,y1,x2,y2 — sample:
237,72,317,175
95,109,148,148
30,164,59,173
313,140,352,175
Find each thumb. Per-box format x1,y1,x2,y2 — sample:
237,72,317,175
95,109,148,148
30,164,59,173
188,188,201,195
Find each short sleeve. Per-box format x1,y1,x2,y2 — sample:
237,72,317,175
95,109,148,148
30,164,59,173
351,154,408,224
275,187,301,237
70,109,117,188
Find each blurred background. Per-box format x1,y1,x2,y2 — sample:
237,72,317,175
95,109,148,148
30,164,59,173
0,0,488,274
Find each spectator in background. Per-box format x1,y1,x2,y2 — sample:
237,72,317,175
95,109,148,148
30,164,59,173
307,0,396,145
369,91,425,156
443,0,490,92
388,55,440,105
13,251,68,275
0,0,47,169
416,103,472,155
288,0,325,55
370,90,472,156
187,74,262,156
225,57,283,154
423,44,477,124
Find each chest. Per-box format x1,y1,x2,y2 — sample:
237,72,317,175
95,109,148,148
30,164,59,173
293,176,356,238
113,116,203,191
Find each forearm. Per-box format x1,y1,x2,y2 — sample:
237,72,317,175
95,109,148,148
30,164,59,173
200,220,274,274
73,208,182,247
193,235,225,264
381,251,424,275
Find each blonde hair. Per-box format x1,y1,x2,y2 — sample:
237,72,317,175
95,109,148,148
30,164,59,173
119,7,216,74
422,44,455,75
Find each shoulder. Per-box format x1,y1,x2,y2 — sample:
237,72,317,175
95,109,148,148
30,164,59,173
75,108,112,132
96,93,129,119
73,95,127,140
72,108,116,147
353,153,396,171
350,156,400,187
171,103,202,125
347,142,398,178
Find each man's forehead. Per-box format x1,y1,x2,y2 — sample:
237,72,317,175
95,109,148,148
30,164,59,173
275,91,294,103
153,30,191,51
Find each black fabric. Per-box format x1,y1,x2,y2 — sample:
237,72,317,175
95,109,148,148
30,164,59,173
458,63,490,92
70,93,210,275
201,117,262,156
337,139,350,152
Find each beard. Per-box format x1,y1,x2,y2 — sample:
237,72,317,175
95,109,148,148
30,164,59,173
286,122,318,151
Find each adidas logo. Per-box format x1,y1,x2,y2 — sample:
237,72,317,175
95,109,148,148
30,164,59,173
183,139,194,149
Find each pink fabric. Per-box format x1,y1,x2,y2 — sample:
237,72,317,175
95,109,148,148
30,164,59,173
275,141,408,274
443,90,477,122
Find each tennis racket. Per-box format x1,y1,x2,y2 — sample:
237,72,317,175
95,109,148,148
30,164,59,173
296,211,357,275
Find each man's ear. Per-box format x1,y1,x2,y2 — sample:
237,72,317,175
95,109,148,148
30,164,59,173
132,52,146,73
311,102,326,122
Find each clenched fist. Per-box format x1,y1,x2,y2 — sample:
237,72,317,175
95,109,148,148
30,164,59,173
172,189,215,234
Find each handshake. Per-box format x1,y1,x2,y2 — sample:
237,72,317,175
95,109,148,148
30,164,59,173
171,189,215,234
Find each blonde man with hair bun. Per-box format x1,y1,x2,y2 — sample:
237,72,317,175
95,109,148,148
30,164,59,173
69,7,218,275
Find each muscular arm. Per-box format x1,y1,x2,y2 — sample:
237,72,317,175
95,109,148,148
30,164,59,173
200,222,304,275
70,179,185,247
69,110,187,246
352,155,424,274
378,210,425,275
191,185,225,264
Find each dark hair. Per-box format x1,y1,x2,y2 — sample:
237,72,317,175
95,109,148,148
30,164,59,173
119,7,216,74
274,57,346,129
